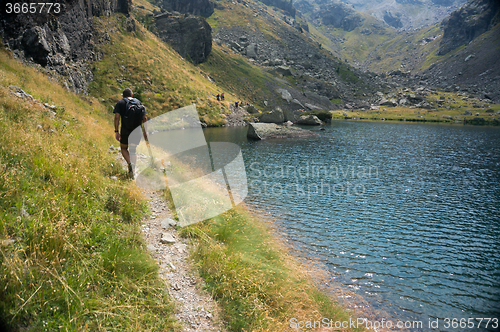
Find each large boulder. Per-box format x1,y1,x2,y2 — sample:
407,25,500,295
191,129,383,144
155,13,212,64
247,123,319,140
283,109,298,122
276,66,293,76
246,105,259,114
297,115,322,125
259,107,285,123
379,98,398,107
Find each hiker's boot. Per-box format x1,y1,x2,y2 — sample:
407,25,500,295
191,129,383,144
128,163,134,179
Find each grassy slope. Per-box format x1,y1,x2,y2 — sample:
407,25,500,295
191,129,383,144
0,49,177,331
90,13,233,126
321,14,397,67
178,205,364,331
203,0,304,108
92,4,283,123
361,24,443,73
295,7,397,67
299,9,443,74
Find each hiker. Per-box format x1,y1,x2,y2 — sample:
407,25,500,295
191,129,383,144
113,88,148,178
216,94,220,101
220,92,225,101
235,101,239,108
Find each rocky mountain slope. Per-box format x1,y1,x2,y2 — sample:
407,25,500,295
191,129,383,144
438,0,500,55
417,0,500,101
206,0,391,110
358,0,500,102
295,0,468,30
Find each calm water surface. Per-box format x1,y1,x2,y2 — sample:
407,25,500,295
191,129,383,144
203,122,500,331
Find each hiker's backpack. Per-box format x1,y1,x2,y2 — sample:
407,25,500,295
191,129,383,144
124,98,146,128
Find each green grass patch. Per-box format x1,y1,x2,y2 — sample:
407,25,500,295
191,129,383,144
177,205,363,332
0,48,177,331
330,92,500,126
199,47,276,108
89,15,228,126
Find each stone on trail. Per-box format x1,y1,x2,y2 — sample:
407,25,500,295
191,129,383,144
160,232,176,244
161,218,177,229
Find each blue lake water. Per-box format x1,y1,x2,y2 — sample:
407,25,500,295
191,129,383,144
203,121,500,331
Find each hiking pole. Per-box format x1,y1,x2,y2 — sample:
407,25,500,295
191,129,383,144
141,123,169,191
141,123,155,169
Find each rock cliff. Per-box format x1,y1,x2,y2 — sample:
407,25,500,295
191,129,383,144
438,0,500,55
155,12,212,64
294,0,363,31
0,0,131,93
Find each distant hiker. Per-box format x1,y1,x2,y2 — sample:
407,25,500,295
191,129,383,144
216,94,220,101
113,88,148,178
235,101,239,108
220,92,225,101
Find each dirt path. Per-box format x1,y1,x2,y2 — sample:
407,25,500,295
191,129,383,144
111,150,225,331
140,189,225,331
224,103,251,126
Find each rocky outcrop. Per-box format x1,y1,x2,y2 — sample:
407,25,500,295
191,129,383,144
155,12,212,64
383,11,403,29
404,0,500,102
317,1,363,31
158,0,214,18
0,0,131,93
259,108,285,123
297,114,322,125
438,0,500,55
247,123,319,140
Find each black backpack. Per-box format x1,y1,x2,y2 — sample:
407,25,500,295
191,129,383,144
123,98,146,129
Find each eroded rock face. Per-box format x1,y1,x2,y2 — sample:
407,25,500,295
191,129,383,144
317,1,363,31
438,0,500,55
159,0,214,18
0,0,131,93
155,13,212,64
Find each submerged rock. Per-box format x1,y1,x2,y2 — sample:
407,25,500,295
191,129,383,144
247,123,319,140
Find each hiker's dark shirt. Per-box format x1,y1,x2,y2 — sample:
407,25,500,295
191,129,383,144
113,98,145,131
